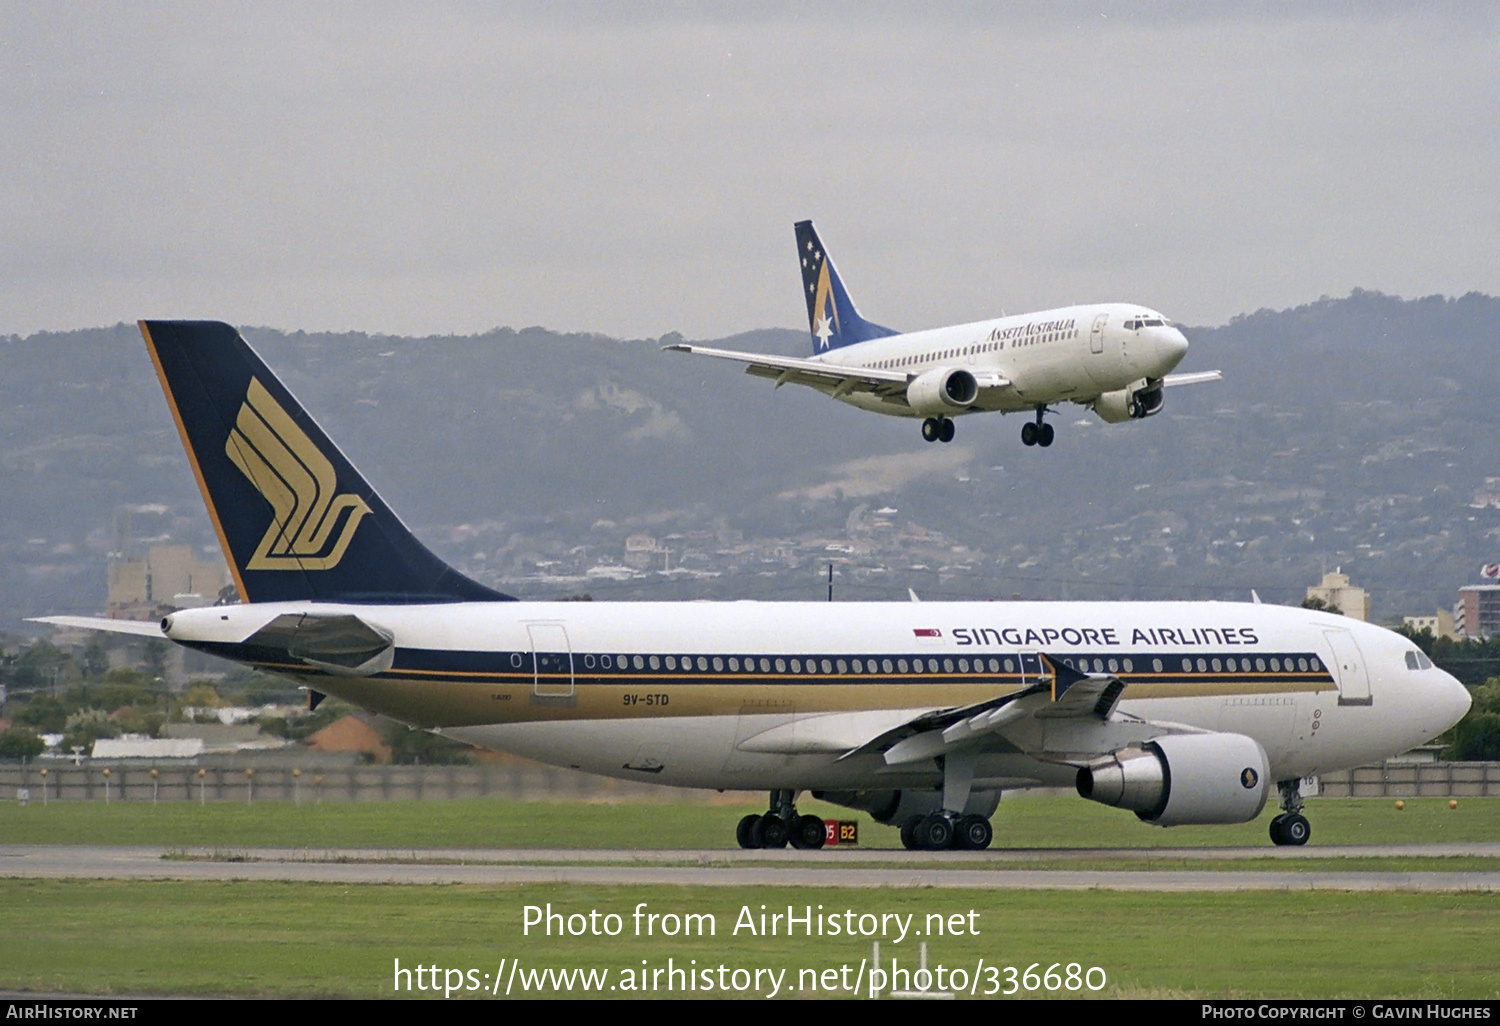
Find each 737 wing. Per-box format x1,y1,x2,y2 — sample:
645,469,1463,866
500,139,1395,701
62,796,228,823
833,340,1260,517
663,342,916,400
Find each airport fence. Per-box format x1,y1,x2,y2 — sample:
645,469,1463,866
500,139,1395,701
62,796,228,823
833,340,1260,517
0,762,751,804
1,760,1498,803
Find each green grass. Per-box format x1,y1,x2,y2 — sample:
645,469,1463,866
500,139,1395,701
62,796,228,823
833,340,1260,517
1,794,1496,850
0,880,1496,999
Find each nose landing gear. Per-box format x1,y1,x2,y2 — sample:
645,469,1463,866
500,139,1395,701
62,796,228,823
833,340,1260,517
1021,407,1054,448
921,417,956,443
1269,779,1311,846
736,789,827,850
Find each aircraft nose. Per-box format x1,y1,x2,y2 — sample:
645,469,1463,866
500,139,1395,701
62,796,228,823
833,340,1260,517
1155,327,1189,371
1436,672,1472,733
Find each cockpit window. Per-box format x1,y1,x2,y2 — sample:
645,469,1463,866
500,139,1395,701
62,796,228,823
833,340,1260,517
1405,651,1419,670
1405,650,1433,670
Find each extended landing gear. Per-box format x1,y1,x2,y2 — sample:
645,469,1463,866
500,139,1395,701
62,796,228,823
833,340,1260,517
921,417,956,444
900,813,993,851
1269,779,1310,847
1020,407,1054,448
737,789,826,850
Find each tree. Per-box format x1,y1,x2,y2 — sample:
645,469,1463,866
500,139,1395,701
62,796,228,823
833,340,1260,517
0,729,46,760
141,639,170,681
1446,679,1500,761
81,638,111,679
1300,596,1341,614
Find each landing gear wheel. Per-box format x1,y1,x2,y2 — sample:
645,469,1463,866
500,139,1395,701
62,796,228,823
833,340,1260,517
789,814,827,850
954,815,993,851
751,815,787,849
737,814,761,850
1270,779,1309,847
913,813,955,851
939,418,955,443
1038,423,1054,447
1021,422,1038,446
900,818,919,851
922,418,941,443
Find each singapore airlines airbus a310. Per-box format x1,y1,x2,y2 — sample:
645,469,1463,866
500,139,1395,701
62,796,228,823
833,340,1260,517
667,221,1221,448
37,321,1469,851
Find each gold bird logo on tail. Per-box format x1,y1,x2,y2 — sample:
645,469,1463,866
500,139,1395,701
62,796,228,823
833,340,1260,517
225,378,371,571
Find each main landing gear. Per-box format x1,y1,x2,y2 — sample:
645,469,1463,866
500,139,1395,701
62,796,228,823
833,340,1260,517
1268,779,1311,846
737,789,827,850
900,812,993,851
921,417,956,444
1020,406,1054,448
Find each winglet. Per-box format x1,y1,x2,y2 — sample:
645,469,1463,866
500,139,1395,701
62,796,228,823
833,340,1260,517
1044,653,1090,702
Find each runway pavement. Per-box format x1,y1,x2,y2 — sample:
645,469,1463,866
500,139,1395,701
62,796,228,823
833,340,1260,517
4,844,1500,891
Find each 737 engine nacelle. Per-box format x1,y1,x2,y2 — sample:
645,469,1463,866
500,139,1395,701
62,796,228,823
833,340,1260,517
906,367,979,416
1090,380,1165,424
1075,733,1270,826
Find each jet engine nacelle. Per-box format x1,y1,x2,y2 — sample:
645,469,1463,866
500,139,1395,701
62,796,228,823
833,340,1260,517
1091,381,1165,424
1075,733,1270,826
906,367,979,416
813,788,999,826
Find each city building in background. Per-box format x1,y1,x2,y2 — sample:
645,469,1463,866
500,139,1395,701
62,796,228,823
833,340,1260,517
106,544,229,621
1306,569,1370,621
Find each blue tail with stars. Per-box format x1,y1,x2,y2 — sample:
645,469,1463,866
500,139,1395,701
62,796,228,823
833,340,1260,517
794,220,899,355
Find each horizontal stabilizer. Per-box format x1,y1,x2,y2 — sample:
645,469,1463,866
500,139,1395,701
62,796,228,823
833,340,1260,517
28,615,166,638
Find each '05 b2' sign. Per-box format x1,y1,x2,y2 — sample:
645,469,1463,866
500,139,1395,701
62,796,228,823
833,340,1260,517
823,820,858,846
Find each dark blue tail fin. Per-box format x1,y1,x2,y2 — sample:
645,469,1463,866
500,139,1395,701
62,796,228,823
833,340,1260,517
794,220,899,354
140,320,512,605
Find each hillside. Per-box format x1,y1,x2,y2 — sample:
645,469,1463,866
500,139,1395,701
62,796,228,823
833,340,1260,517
2,290,1496,629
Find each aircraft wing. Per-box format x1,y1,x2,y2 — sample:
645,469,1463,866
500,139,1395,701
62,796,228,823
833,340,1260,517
739,656,1126,763
1162,370,1222,387
663,343,913,399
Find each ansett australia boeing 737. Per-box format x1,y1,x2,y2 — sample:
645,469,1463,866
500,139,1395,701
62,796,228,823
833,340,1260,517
666,221,1221,448
38,322,1470,851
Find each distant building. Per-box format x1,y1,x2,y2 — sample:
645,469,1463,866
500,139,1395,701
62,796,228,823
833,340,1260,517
1456,585,1500,640
1306,569,1370,621
107,544,229,620
1402,609,1457,641
623,534,663,570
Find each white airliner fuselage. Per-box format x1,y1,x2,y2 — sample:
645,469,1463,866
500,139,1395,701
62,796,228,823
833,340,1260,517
156,598,1467,796
809,302,1190,416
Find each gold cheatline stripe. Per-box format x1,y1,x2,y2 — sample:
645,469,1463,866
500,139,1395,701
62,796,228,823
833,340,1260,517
139,321,249,604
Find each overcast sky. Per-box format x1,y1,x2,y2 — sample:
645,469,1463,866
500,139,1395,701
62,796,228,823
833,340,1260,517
3,3,1497,340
